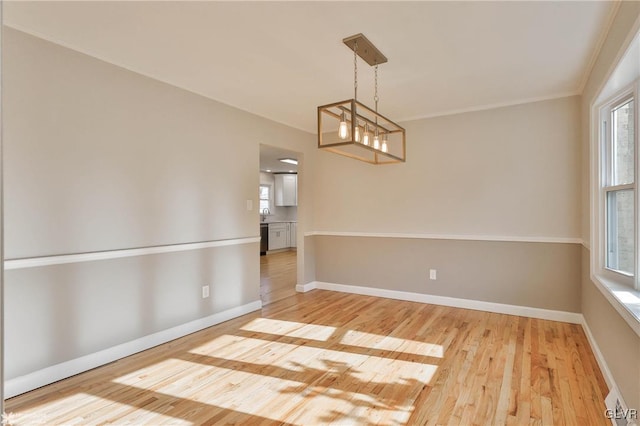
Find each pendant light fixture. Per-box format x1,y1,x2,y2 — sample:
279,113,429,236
317,33,406,164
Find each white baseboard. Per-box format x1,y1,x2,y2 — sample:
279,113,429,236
581,319,631,425
310,281,583,324
296,282,317,293
5,300,262,398
581,317,616,390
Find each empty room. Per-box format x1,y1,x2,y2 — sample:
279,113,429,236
1,1,640,425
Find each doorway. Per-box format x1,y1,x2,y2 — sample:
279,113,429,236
259,145,299,305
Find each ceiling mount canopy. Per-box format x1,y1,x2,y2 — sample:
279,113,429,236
342,33,387,66
318,33,406,165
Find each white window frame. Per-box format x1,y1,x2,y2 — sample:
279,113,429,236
592,84,640,335
594,83,638,291
259,184,273,213
588,24,640,337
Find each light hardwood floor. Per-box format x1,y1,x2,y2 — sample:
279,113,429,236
6,280,608,424
260,250,297,306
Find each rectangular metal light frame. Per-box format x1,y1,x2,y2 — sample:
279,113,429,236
317,99,406,165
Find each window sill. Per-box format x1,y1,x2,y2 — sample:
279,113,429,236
593,274,640,338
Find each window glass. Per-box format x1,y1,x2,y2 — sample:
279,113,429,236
259,185,270,212
606,189,634,275
259,186,269,200
612,100,634,186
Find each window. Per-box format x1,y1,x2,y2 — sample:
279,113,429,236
600,91,637,288
591,33,640,333
259,185,271,212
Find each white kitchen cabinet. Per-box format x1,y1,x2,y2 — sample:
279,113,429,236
274,174,297,206
290,222,297,248
268,223,289,250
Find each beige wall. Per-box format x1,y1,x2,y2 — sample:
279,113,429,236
312,96,583,313
582,249,640,410
579,1,640,411
4,27,316,259
6,244,259,379
316,236,581,312
313,96,581,240
3,27,316,384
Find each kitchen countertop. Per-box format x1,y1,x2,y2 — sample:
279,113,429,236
261,220,297,224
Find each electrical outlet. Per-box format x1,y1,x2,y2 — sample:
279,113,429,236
429,269,437,280
246,200,253,211
202,285,210,298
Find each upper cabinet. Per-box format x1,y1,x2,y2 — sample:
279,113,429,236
274,174,297,206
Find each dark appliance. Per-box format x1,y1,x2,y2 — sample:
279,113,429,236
260,224,268,256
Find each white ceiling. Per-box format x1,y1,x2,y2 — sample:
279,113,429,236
260,145,298,174
4,1,616,133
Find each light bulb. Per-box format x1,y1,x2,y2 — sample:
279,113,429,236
338,112,348,140
354,123,360,142
373,129,380,150
362,123,370,146
381,134,388,152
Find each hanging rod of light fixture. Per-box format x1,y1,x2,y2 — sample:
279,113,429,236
317,33,406,165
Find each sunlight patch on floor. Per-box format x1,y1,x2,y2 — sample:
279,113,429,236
108,332,439,424
149,356,434,425
277,386,417,425
188,333,269,359
6,392,189,426
112,357,194,387
98,402,193,426
340,329,444,358
102,324,442,425
185,335,438,384
150,368,308,423
3,392,95,425
240,317,337,341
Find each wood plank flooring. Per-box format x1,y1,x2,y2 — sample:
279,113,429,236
260,250,297,306
5,285,608,424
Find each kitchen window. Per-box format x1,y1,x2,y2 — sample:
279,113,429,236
259,185,271,212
